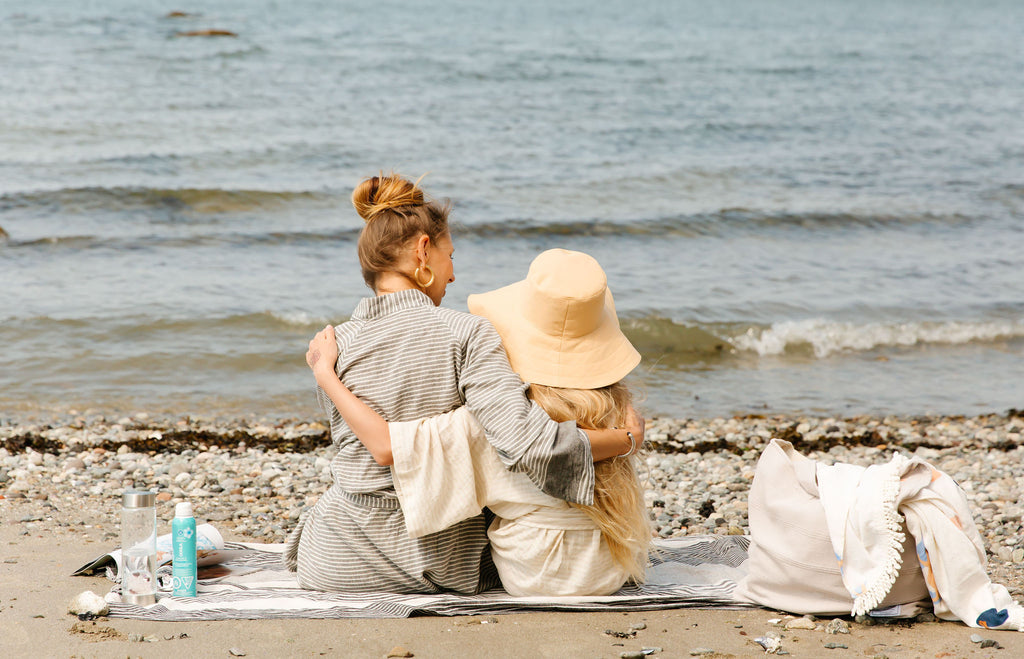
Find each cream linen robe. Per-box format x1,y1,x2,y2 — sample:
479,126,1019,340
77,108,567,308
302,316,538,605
389,406,629,597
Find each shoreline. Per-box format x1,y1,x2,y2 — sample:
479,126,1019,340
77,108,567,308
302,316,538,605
3,411,1023,656
4,408,1022,452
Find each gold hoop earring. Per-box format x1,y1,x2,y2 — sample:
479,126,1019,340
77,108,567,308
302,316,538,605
414,266,435,289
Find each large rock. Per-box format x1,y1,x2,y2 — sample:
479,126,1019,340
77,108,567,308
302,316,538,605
175,29,237,37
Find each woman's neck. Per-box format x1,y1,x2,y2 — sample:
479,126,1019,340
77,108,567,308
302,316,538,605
374,271,419,297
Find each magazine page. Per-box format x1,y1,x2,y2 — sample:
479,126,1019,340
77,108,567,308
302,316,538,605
72,524,241,576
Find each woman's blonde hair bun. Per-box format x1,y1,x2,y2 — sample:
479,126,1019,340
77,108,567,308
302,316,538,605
352,172,426,223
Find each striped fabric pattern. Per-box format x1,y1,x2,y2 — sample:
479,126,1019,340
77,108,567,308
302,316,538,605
104,536,752,621
283,289,595,593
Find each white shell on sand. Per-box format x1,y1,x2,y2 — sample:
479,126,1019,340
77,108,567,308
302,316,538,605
68,590,110,616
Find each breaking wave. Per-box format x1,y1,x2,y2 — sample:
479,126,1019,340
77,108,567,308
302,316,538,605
730,318,1024,358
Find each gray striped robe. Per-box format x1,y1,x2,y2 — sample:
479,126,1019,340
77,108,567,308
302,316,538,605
283,289,595,593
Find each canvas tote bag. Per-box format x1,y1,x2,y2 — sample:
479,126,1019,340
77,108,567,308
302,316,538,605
733,439,929,615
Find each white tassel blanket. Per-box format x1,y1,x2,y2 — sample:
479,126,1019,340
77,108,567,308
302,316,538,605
817,454,1024,630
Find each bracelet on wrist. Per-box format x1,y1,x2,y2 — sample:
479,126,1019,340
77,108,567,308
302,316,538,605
616,430,636,458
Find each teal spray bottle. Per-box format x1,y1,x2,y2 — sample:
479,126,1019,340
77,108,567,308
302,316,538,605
171,501,197,597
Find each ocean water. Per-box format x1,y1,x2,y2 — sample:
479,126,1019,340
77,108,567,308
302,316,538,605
1,0,1022,421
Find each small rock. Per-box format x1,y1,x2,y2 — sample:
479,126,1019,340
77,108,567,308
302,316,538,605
630,622,647,631
386,647,413,658
784,616,817,630
970,633,983,643
606,629,637,639
454,616,499,626
229,649,247,656
914,612,936,623
824,643,848,649
68,591,109,617
689,649,714,656
1012,548,1024,563
980,639,1001,649
127,632,158,642
825,619,850,635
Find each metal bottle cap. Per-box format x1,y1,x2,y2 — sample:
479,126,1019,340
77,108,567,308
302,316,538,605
122,490,155,508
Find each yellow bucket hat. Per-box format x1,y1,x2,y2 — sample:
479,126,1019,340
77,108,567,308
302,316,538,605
468,248,641,389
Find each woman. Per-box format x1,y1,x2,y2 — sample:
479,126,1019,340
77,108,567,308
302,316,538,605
308,249,652,595
284,174,640,594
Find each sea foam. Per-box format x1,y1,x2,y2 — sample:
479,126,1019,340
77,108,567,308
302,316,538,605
731,319,1024,358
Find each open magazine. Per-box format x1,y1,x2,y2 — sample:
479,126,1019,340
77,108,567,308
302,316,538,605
72,523,246,578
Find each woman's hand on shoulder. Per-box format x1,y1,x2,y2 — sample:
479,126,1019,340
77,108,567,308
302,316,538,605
306,325,339,383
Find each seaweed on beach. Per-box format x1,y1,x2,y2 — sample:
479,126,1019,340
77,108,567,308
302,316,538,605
642,412,1023,457
1,426,331,456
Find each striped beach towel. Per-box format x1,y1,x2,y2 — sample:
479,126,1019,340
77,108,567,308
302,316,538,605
101,535,750,621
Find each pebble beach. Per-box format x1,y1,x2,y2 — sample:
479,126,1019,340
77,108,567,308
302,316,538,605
4,411,1023,598
5,410,1024,657
4,1,1024,655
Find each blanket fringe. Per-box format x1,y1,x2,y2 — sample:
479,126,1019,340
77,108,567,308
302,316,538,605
852,455,907,616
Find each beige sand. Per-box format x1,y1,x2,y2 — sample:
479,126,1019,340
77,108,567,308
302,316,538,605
2,515,1020,659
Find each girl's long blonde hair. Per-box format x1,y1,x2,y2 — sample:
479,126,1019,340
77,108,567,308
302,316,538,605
528,382,651,582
